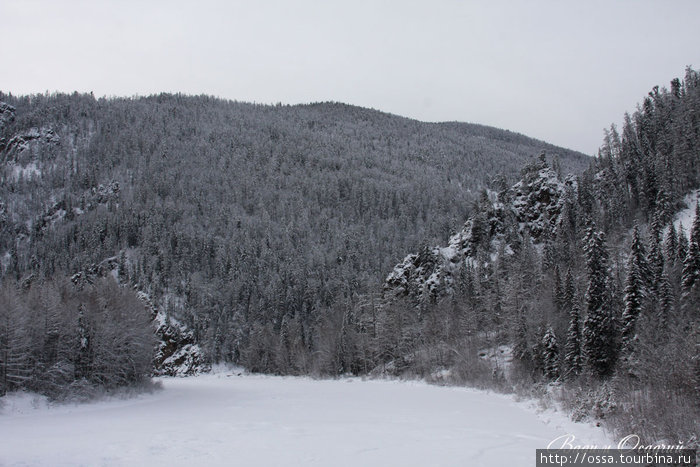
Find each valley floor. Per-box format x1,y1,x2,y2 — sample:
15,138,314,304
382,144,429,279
0,372,611,466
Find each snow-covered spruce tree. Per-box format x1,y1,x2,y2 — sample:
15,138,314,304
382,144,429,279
627,224,650,286
654,188,673,226
647,213,665,295
677,225,689,266
681,240,700,303
563,268,576,315
665,222,678,266
620,226,646,355
542,326,560,380
681,204,700,298
553,266,564,313
582,227,618,377
564,302,582,378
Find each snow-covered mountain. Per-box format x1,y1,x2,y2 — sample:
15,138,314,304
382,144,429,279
0,92,589,374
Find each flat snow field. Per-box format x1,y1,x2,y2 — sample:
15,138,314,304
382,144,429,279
0,373,611,467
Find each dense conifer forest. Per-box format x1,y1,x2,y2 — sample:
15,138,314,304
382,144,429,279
0,68,698,444
0,92,586,388
376,67,700,444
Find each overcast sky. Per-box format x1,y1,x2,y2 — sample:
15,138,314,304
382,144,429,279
1,0,698,155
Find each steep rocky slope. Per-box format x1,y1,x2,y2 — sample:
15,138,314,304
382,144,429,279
385,154,573,299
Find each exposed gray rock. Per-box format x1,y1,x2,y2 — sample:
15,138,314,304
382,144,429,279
385,156,570,300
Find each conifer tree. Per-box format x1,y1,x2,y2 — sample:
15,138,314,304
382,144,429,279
553,266,563,313
647,215,665,293
665,223,678,266
692,203,700,243
628,225,650,286
654,189,672,225
621,226,646,354
681,241,700,295
563,268,576,313
582,227,617,377
542,326,560,380
677,225,689,264
681,204,700,295
564,302,582,378
512,311,531,366
657,269,674,329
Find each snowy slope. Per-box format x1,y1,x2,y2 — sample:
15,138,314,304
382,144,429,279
0,373,611,467
674,189,699,234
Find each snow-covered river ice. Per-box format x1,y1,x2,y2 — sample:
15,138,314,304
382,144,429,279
0,372,611,466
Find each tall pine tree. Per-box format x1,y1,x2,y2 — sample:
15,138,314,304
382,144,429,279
564,302,582,378
542,326,560,380
582,227,618,377
647,213,665,294
677,225,689,265
681,203,700,296
621,226,646,356
665,222,678,266
563,268,576,316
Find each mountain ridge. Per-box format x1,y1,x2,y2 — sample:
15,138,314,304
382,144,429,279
0,90,590,374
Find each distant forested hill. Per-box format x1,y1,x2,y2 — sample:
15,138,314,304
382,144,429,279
0,92,588,372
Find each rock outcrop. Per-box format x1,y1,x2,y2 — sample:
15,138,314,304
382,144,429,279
385,155,572,300
71,258,209,376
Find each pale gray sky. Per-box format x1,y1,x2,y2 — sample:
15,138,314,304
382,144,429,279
1,0,698,155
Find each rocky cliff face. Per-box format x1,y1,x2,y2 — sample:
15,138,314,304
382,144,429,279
71,258,209,377
508,158,573,239
0,102,16,136
384,155,572,299
139,291,210,377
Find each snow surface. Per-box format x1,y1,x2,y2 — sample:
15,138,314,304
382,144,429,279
674,189,699,235
0,373,612,467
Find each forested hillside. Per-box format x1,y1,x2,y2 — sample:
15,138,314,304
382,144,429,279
0,93,587,393
373,67,700,444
